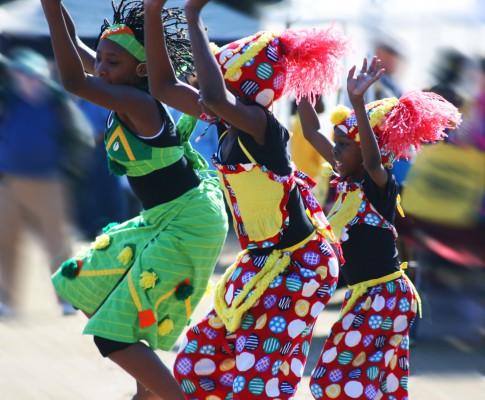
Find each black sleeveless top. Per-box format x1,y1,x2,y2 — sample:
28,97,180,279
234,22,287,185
340,172,401,285
119,104,200,209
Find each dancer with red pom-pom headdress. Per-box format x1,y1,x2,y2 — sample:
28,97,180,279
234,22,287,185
297,56,461,399
153,0,349,398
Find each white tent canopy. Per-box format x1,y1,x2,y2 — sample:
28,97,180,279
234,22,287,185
263,0,484,27
0,0,261,40
261,0,484,91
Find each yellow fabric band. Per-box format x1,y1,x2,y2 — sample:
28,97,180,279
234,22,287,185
185,298,192,320
106,126,136,161
214,231,316,332
154,287,177,309
396,194,405,218
78,268,126,278
223,31,276,81
340,263,422,319
127,270,143,312
237,137,257,164
218,129,229,142
128,276,193,321
282,230,318,253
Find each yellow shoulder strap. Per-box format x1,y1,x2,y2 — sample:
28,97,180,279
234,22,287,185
327,189,362,239
218,129,229,143
396,194,405,218
237,137,257,164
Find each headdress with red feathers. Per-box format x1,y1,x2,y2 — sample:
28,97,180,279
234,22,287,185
330,91,462,166
212,27,349,107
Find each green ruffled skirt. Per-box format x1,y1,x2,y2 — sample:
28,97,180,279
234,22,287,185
52,177,228,350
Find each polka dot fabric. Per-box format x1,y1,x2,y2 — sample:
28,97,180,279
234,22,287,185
214,33,286,107
309,277,417,400
174,235,339,399
330,178,398,242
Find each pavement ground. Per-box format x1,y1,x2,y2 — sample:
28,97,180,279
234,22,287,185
1,232,484,399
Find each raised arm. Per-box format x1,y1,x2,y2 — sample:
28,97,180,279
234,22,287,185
143,0,201,117
41,0,87,93
184,0,267,144
61,3,96,74
297,98,336,168
41,0,160,136
347,57,388,187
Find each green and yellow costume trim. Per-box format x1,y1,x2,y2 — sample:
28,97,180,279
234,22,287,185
52,111,227,350
105,111,208,177
53,177,227,350
101,24,146,62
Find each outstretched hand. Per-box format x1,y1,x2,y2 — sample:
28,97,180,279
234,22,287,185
347,56,385,104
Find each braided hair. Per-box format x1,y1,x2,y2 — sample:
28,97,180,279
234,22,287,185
97,0,194,76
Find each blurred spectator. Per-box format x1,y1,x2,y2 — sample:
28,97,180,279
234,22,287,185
428,48,469,109
0,48,91,317
340,39,405,106
426,49,481,150
371,41,413,187
400,53,484,337
71,98,132,240
289,97,332,205
456,56,485,152
370,40,405,100
341,39,410,186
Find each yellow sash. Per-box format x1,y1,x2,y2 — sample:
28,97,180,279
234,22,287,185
214,231,316,332
340,263,422,319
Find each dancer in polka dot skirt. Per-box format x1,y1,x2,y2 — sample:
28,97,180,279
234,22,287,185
298,57,461,399
176,238,339,399
172,1,349,399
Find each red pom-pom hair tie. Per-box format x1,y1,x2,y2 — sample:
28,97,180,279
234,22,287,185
329,91,461,166
213,27,349,108
381,91,462,160
280,26,350,105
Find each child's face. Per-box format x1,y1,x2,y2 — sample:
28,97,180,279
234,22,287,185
333,127,363,178
95,39,144,86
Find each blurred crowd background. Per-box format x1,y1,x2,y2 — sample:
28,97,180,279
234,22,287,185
0,0,483,398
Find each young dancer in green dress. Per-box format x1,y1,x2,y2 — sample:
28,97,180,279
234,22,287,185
41,1,228,398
